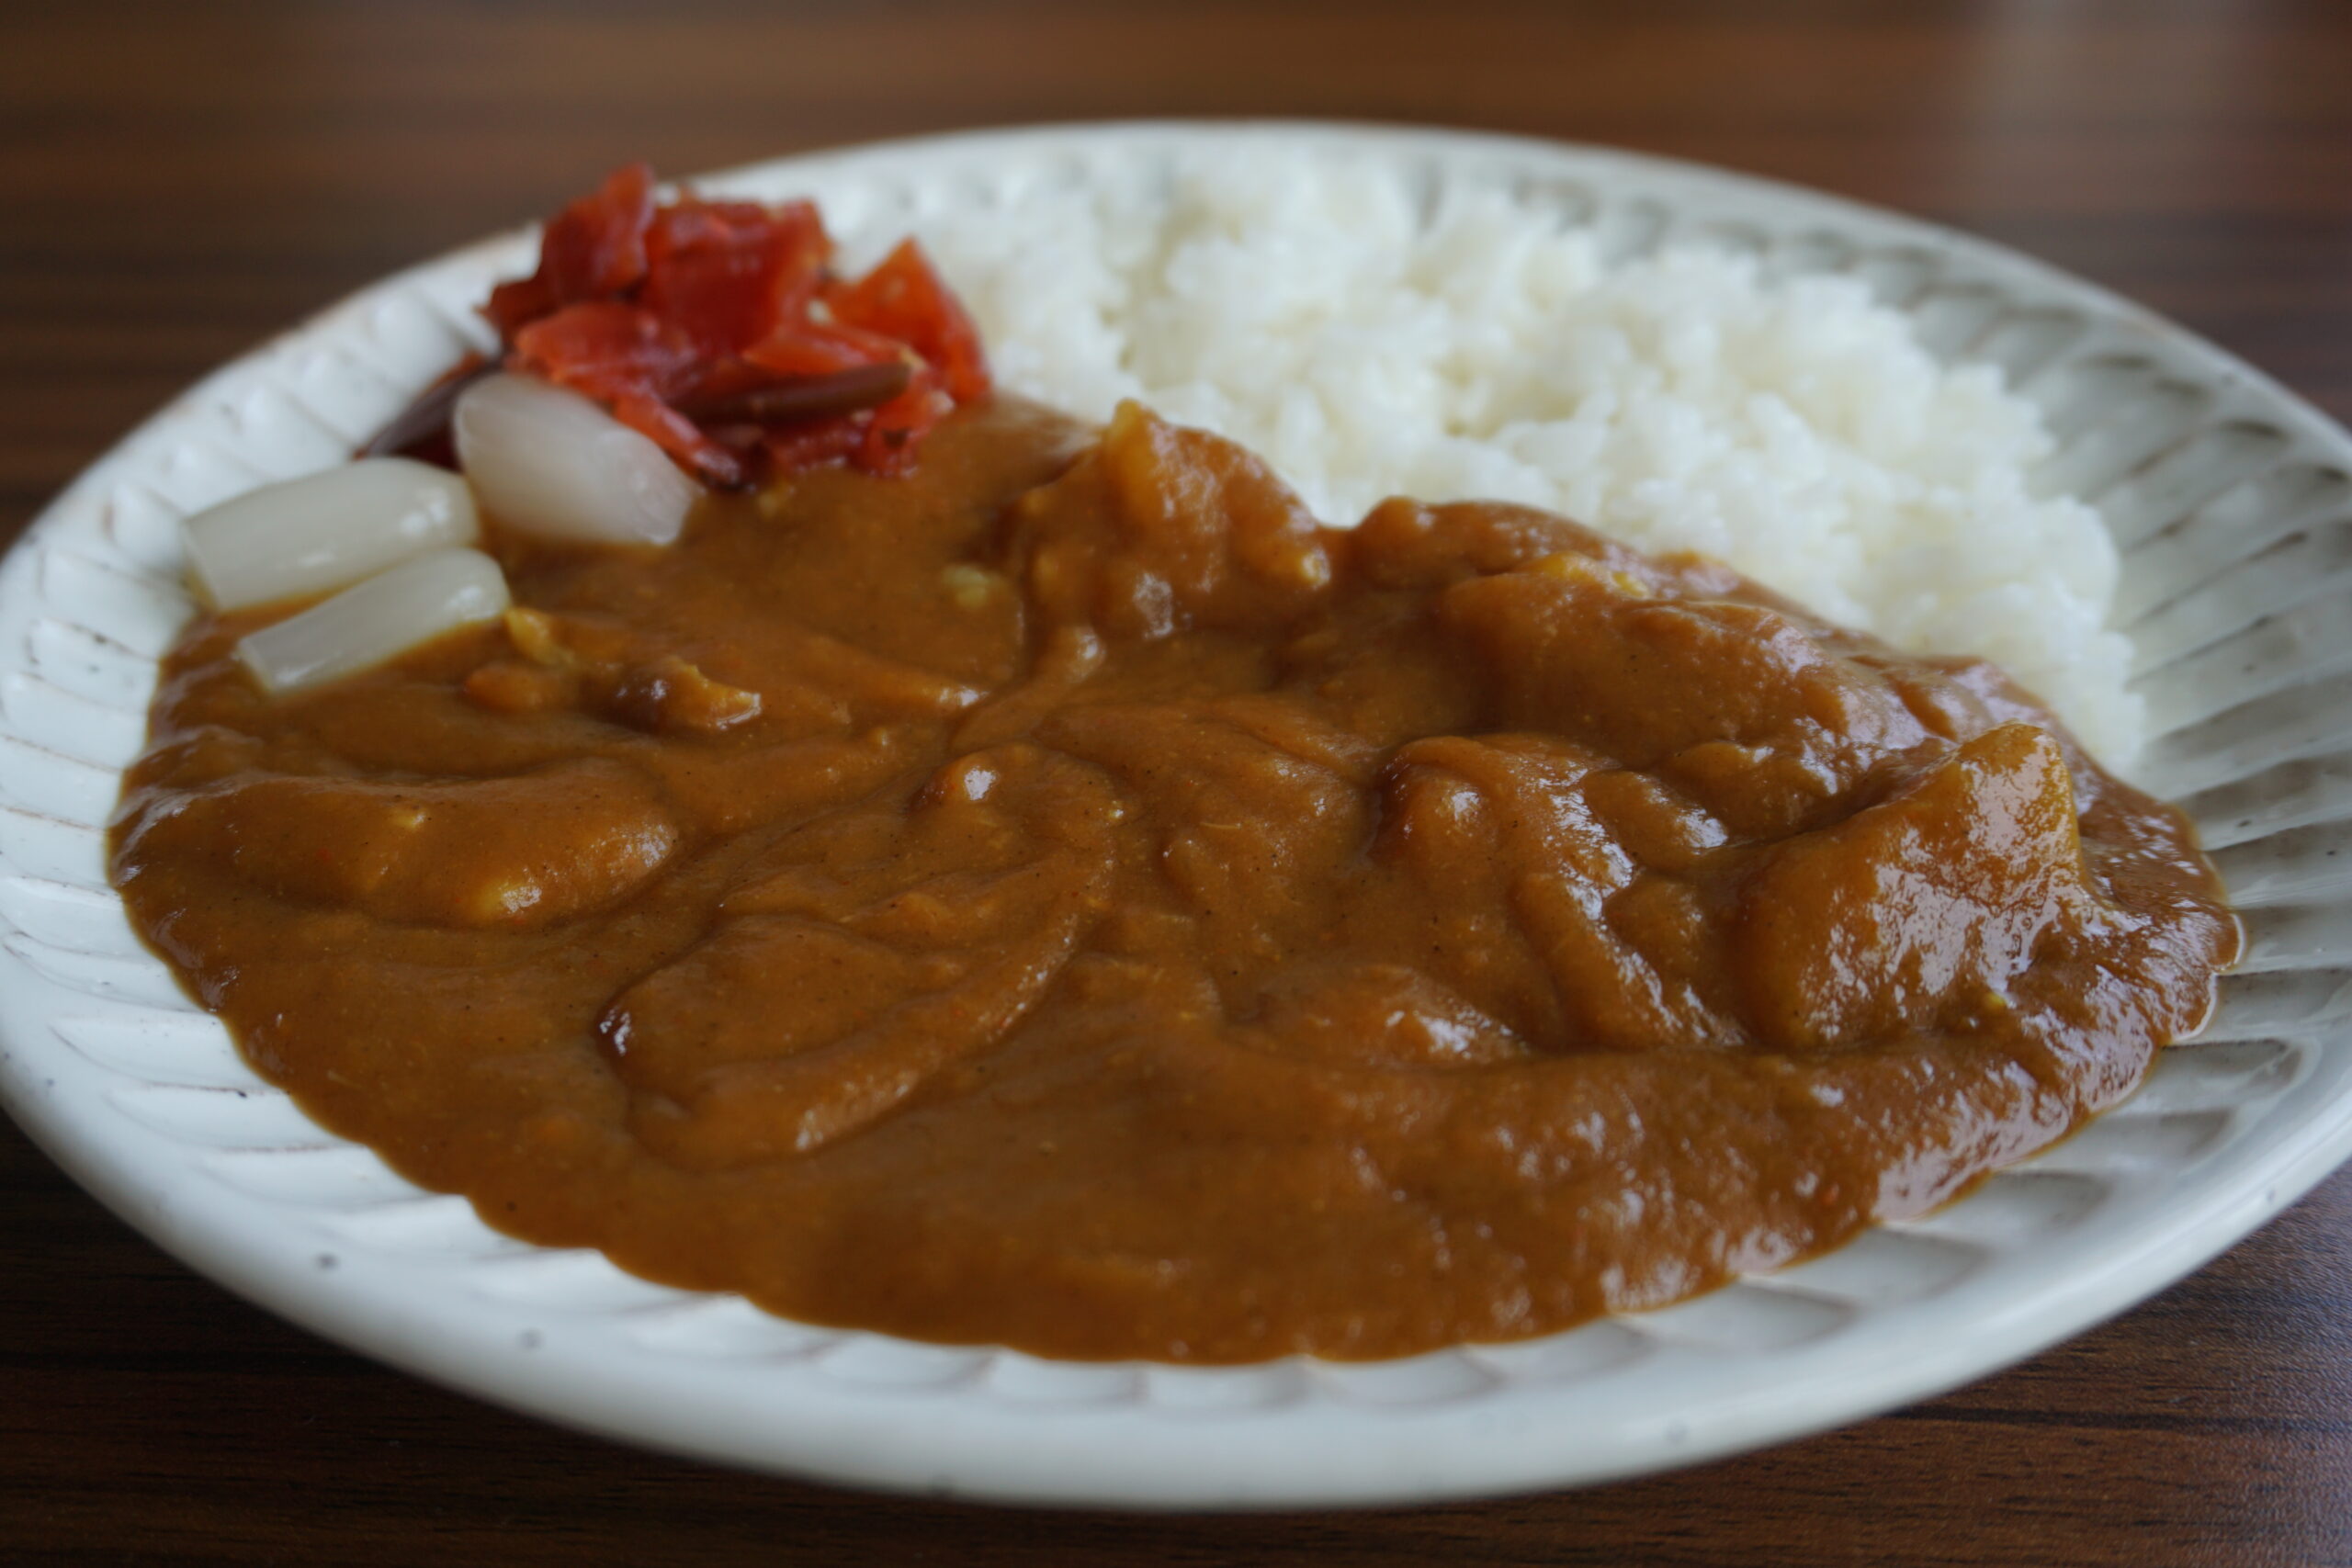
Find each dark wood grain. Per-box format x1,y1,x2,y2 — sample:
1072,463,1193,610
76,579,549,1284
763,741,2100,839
6,1,2351,1562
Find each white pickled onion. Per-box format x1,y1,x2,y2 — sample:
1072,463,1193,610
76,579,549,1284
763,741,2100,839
236,547,511,694
453,373,701,547
181,457,479,612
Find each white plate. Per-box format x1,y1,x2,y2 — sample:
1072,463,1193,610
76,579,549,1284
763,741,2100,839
4,123,2349,1509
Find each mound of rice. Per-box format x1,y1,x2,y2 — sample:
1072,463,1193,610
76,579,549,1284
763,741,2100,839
852,145,2140,766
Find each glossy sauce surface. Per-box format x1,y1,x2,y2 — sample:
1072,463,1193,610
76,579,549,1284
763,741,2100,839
113,399,2236,1360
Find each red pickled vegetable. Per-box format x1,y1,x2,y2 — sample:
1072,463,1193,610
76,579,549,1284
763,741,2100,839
741,318,909,380
456,164,990,488
826,240,990,403
762,419,866,474
856,371,957,478
641,197,830,355
511,301,702,402
484,164,656,341
613,393,747,489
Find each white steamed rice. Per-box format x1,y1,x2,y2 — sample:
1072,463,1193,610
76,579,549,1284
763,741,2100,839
836,146,2140,766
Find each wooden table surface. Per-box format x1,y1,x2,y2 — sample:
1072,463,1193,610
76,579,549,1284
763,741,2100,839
6,2,2350,1562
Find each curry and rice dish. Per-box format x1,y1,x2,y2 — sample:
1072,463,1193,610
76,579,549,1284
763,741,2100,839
110,168,2235,1361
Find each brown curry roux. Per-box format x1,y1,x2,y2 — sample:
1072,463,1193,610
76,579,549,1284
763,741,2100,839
112,398,2236,1361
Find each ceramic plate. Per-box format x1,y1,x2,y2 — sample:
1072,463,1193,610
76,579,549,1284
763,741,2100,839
4,123,2349,1508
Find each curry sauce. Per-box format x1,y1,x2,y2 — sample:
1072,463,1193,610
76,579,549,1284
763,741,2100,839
112,398,2235,1361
